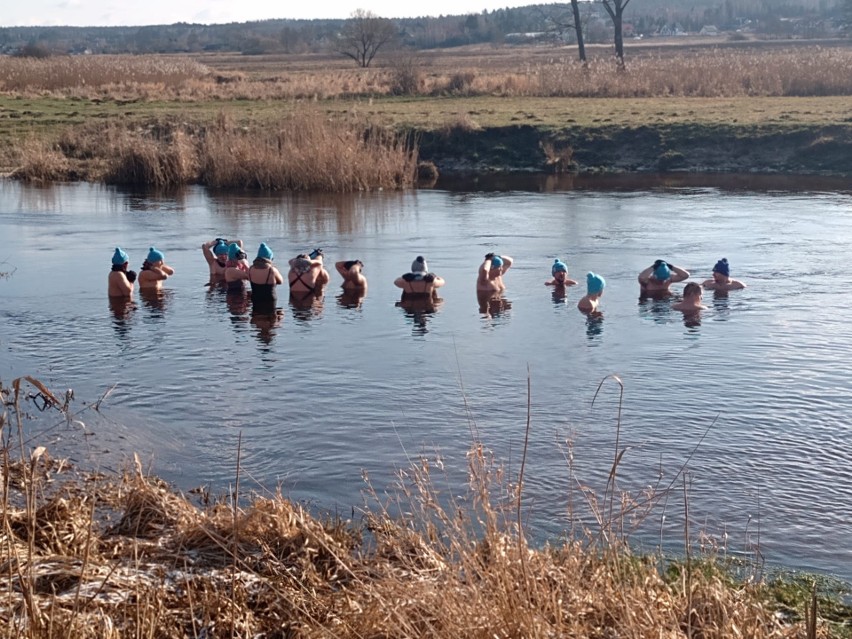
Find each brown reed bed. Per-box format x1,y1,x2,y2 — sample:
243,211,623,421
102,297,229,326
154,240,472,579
10,111,419,191
2,44,850,102
3,375,850,638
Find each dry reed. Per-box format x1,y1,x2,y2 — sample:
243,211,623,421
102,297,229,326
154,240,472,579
11,112,419,191
2,46,850,101
2,376,848,638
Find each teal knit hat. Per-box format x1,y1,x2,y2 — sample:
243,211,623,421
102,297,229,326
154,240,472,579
587,272,606,295
112,247,129,265
146,247,164,263
213,240,229,256
552,259,567,276
256,243,274,260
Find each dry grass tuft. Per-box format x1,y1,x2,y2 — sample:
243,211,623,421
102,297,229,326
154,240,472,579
1,377,847,638
10,139,74,182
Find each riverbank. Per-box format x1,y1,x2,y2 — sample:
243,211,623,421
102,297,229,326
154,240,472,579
2,377,852,638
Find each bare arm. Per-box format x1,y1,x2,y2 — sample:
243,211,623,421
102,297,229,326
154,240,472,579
335,261,350,278
271,267,284,285
638,265,654,285
160,264,175,276
201,240,217,265
669,264,689,283
498,255,514,273
432,276,445,289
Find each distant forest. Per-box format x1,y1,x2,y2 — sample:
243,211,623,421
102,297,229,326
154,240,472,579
1,0,848,57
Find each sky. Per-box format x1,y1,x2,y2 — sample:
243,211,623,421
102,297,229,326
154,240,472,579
2,0,523,27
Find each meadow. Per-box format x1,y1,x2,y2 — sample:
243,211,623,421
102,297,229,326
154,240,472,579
0,40,850,185
2,376,851,638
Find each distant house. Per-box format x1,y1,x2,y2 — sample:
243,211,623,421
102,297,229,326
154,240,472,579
657,23,686,37
699,25,719,36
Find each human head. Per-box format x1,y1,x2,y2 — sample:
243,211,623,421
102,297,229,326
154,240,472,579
146,247,164,264
411,256,428,273
491,255,504,269
552,259,568,277
683,282,702,300
112,247,129,266
227,242,244,261
713,258,730,283
256,243,274,261
213,240,229,257
344,260,363,271
653,260,671,282
587,272,606,296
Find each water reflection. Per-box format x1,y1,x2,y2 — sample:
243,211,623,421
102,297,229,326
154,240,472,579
711,290,732,321
638,295,673,324
289,291,325,323
337,289,366,310
139,288,171,318
680,310,702,330
250,308,284,347
108,297,136,341
226,290,251,329
396,294,443,335
478,291,512,321
550,285,569,306
583,311,604,340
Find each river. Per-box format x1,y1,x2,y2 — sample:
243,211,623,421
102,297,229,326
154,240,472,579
1,174,850,582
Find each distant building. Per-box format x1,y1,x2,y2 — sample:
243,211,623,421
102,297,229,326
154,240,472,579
699,25,719,36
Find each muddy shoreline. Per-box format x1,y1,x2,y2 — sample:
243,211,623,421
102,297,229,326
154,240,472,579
416,123,852,177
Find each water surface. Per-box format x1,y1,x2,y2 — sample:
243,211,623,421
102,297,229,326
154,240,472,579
1,175,851,581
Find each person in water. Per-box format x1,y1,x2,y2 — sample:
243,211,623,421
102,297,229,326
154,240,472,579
137,247,175,289
638,259,689,295
394,256,445,297
672,281,707,312
224,242,250,291
335,259,367,292
578,272,605,313
702,258,746,291
288,248,330,296
545,258,578,287
477,253,513,292
249,243,284,313
108,247,137,297
202,237,242,278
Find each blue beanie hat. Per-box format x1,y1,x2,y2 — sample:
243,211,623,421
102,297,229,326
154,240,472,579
227,242,243,260
256,242,274,261
146,247,164,263
213,240,229,256
112,247,129,265
491,255,503,268
713,258,730,276
552,259,568,276
587,272,606,295
653,262,671,281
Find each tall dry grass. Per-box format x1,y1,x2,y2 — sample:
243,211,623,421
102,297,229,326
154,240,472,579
2,375,846,638
2,46,850,100
0,55,209,92
11,113,419,191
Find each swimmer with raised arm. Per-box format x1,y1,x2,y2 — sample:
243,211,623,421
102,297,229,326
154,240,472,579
108,247,137,297
638,259,689,295
288,248,330,295
477,252,513,292
578,272,605,313
702,258,746,291
545,258,578,287
137,247,175,290
335,259,368,292
202,237,242,278
394,256,444,297
672,281,707,312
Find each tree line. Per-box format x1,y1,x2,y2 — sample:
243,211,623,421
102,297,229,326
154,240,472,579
0,0,847,60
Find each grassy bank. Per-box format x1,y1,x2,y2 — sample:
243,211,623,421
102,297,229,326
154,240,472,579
1,43,851,186
2,377,851,638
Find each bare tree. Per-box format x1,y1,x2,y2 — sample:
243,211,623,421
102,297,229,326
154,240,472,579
600,0,633,66
337,9,397,68
543,1,588,62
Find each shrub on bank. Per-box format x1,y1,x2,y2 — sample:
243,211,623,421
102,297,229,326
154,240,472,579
9,112,419,192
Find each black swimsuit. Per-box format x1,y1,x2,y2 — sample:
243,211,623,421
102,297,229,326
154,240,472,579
250,266,277,314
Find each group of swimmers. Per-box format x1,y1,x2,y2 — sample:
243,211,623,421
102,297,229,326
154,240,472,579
107,239,746,317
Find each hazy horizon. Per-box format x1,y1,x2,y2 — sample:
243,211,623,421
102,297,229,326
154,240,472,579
1,0,524,28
